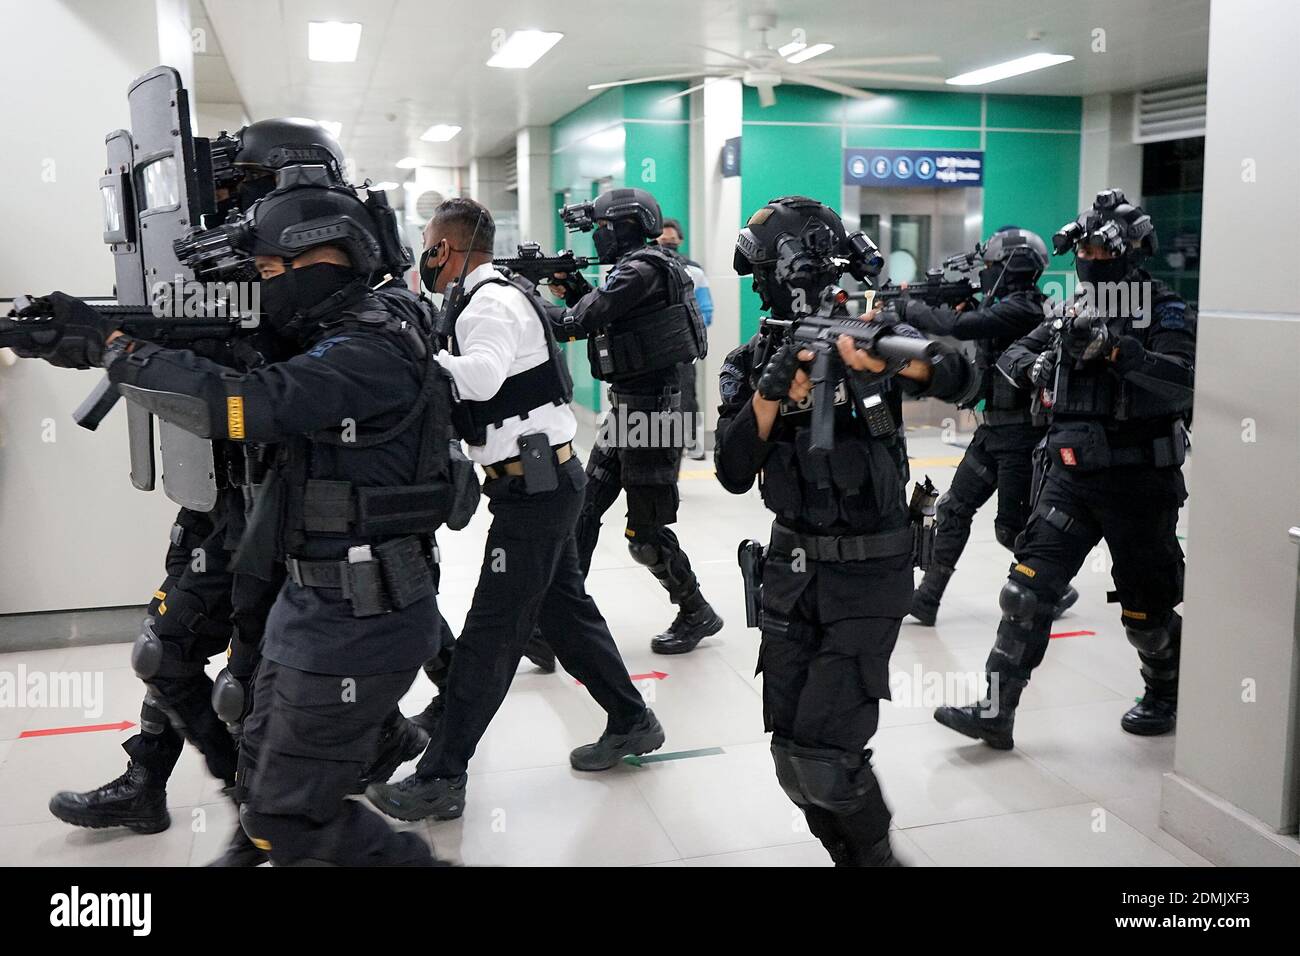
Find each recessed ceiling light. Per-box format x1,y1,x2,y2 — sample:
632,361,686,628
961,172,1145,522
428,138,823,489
787,43,833,64
486,30,564,69
396,156,421,169
777,40,805,58
946,53,1074,86
420,124,462,142
370,181,399,191
317,120,343,139
308,21,362,63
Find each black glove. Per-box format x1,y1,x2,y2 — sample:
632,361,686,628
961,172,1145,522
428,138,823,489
558,271,593,306
13,293,117,369
756,342,801,401
1060,310,1111,362
1109,334,1145,373
1028,349,1056,387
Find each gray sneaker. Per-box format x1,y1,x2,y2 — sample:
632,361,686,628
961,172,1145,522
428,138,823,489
569,709,665,771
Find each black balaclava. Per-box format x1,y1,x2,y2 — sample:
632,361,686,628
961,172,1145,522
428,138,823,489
260,262,362,341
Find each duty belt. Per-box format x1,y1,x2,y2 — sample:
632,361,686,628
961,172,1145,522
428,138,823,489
982,407,1038,427
610,389,681,413
483,442,573,481
285,543,439,589
769,523,914,563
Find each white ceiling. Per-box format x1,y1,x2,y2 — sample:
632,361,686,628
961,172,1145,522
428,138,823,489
198,0,1210,184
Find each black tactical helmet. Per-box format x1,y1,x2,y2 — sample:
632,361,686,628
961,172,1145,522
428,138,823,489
587,188,662,262
231,118,347,205
735,196,872,315
1053,188,1157,263
979,226,1048,295
236,167,381,274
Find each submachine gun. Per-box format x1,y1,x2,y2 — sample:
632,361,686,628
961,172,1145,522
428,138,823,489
868,247,981,311
760,285,940,454
493,241,598,285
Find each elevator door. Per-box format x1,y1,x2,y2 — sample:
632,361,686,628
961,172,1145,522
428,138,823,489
846,186,982,287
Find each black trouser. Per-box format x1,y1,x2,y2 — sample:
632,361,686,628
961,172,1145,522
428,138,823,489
124,507,238,787
417,455,646,779
572,441,705,611
678,361,701,448
931,421,1044,568
239,659,433,866
987,466,1186,694
759,552,908,865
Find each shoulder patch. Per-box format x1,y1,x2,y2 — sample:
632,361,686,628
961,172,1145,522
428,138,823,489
1155,300,1187,330
307,335,352,359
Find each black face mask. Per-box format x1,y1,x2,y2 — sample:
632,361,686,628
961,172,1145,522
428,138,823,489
979,264,1004,296
419,244,445,295
659,239,681,252
260,262,360,339
1075,255,1129,288
593,225,620,263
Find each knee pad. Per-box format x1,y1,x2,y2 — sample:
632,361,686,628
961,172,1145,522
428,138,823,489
626,536,662,568
211,667,249,729
131,618,164,681
238,804,276,855
998,579,1040,628
770,738,805,806
786,744,877,816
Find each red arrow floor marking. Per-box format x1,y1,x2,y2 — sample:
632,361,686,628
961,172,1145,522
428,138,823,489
575,671,668,687
19,720,135,739
1050,630,1096,639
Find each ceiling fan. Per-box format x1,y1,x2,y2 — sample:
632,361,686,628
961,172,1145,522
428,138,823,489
587,12,947,108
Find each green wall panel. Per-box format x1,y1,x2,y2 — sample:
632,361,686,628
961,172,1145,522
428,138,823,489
552,89,623,152
743,84,844,124
985,94,1083,131
623,82,690,121
843,89,983,128
843,127,982,150
982,130,1081,268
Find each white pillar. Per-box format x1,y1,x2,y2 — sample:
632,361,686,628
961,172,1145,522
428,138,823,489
1078,93,1143,207
689,78,744,438
1159,0,1300,866
515,126,553,244
0,0,194,613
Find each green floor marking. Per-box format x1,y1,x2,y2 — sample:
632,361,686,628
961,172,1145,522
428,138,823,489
624,747,725,766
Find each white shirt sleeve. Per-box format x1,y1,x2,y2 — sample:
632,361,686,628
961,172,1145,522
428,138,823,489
433,291,525,401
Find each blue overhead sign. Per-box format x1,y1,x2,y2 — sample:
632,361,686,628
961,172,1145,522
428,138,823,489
843,148,984,188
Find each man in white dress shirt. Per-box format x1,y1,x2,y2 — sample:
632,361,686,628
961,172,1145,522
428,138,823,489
367,199,664,823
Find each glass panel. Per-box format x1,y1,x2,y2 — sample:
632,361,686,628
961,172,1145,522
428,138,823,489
140,155,179,210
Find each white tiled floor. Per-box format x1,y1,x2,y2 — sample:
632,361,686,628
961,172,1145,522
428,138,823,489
0,427,1207,866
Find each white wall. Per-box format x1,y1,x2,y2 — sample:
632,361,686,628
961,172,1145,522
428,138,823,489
1078,92,1143,206
0,0,194,614
1160,0,1300,865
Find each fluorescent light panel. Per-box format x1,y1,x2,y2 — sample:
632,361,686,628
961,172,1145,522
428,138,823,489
787,42,833,64
308,21,362,63
946,53,1074,86
420,124,461,142
486,30,564,69
395,156,420,169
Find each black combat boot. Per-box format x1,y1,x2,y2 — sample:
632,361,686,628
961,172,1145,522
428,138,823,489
355,716,429,793
1052,585,1079,619
570,708,665,770
650,602,724,655
1121,689,1177,736
366,773,468,822
908,566,954,627
205,822,270,867
48,760,170,833
408,694,445,736
933,673,1028,750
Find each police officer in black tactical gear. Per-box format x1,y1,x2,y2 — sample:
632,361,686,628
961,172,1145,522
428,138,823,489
538,187,722,656
43,119,421,853
29,170,458,865
899,227,1078,625
716,196,976,866
934,189,1195,749
365,199,663,824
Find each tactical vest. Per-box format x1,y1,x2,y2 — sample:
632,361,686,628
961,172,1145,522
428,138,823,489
975,290,1046,425
757,378,911,532
277,301,457,553
588,245,707,384
447,274,574,446
1051,287,1193,424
